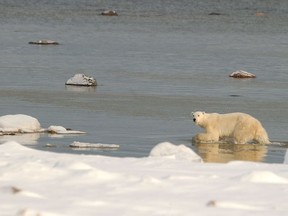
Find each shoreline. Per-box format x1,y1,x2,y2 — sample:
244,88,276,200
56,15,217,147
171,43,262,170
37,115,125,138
0,141,287,216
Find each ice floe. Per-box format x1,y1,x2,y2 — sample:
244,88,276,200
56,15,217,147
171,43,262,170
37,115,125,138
47,126,86,134
69,141,120,149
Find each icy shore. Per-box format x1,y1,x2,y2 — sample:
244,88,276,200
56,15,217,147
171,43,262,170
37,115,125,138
0,141,288,216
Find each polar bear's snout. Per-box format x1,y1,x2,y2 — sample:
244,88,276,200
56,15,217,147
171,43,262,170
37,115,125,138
191,111,204,124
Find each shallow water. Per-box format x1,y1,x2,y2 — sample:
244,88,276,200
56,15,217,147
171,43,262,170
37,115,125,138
0,0,288,163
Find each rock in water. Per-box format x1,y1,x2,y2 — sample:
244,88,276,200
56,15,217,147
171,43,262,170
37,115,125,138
101,10,118,16
47,125,86,134
209,12,222,15
255,12,266,17
65,74,97,86
28,40,59,45
229,70,256,78
0,114,41,133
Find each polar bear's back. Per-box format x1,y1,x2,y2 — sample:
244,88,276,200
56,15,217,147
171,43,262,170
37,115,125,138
208,112,259,122
206,112,262,135
220,112,261,123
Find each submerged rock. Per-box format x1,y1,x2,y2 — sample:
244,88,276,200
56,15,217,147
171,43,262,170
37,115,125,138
65,74,97,86
101,10,118,16
255,12,266,17
28,40,59,45
229,70,256,78
209,12,222,16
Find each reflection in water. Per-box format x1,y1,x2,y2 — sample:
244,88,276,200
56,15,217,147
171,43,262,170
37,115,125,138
0,133,40,145
47,133,86,139
193,143,268,163
65,85,96,93
284,149,288,164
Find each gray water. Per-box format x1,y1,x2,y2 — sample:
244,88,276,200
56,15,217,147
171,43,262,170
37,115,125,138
0,0,288,163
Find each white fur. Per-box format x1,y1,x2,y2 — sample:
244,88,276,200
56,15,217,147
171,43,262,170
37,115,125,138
191,111,270,144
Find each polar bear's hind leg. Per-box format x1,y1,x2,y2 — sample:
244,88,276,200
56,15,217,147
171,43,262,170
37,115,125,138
233,135,250,144
254,127,270,144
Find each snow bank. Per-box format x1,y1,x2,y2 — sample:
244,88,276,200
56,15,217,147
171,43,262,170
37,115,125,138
0,114,41,133
101,10,118,16
0,141,288,216
239,171,288,184
149,142,203,162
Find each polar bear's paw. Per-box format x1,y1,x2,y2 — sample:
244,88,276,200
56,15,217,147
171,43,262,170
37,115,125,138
192,133,219,144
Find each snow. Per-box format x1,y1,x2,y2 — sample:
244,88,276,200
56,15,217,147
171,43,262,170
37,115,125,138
1,141,288,216
229,70,256,78
101,10,118,16
239,171,288,184
149,142,203,162
0,114,86,135
0,114,41,133
65,74,97,86
69,141,120,149
47,126,86,134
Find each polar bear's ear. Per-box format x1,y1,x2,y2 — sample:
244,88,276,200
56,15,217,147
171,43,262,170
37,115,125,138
202,111,205,115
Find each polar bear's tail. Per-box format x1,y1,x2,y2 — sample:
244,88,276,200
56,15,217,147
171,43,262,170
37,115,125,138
255,126,270,144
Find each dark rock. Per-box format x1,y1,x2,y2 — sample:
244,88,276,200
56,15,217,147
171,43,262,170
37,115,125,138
209,12,222,16
101,10,118,16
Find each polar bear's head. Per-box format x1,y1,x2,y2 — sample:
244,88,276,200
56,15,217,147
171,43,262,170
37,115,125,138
191,111,206,126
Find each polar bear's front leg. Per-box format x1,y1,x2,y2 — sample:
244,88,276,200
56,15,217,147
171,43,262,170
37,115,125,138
193,132,219,143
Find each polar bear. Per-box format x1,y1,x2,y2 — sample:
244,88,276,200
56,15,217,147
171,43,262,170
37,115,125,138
191,111,270,144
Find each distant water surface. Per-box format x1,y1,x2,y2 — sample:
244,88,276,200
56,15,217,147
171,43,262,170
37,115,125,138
0,0,288,163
